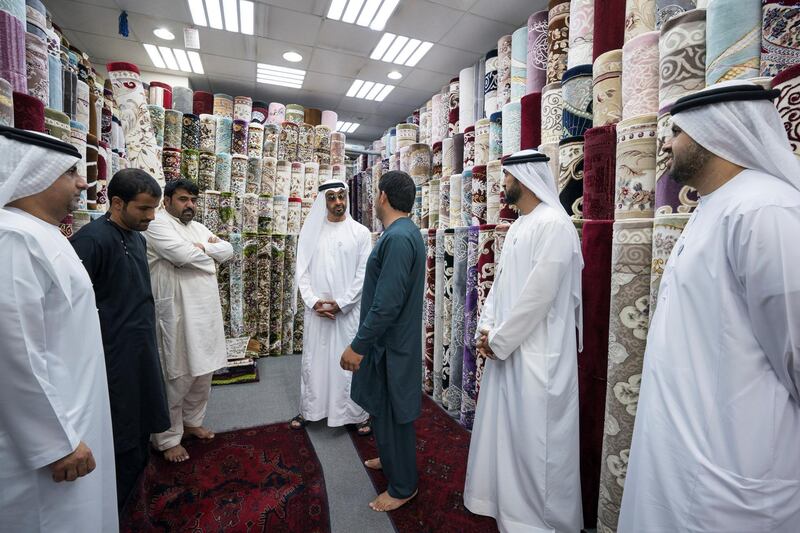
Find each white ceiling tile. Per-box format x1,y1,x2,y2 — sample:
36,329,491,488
383,86,430,107
411,44,480,75
301,71,352,96
469,0,548,26
265,6,322,46
117,0,194,22
439,13,517,54
207,75,257,96
399,68,452,93
426,0,479,10
201,55,257,80
316,19,380,56
47,1,126,38
255,38,314,68
308,49,367,78
382,0,464,43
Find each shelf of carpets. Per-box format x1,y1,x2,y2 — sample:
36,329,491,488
347,1,800,531
137,83,349,369
0,0,135,235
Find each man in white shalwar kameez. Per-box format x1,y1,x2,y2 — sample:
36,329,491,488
290,179,371,432
619,82,800,532
0,125,118,531
145,179,232,462
464,150,584,533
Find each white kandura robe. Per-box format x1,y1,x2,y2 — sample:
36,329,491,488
464,205,582,533
298,218,371,426
619,170,800,532
0,208,117,532
145,210,232,380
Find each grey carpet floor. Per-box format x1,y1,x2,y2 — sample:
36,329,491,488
205,355,394,533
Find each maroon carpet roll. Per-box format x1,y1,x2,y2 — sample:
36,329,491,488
86,133,98,208
520,92,542,150
582,125,617,221
463,125,475,169
192,90,213,115
593,0,626,60
577,219,614,528
107,61,140,74
13,90,44,131
149,81,173,109
98,141,108,181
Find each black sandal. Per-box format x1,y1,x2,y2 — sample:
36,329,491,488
357,420,372,436
289,414,307,430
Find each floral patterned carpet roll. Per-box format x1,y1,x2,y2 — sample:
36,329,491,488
460,225,480,430
424,229,437,395
229,233,244,337
706,0,761,85
256,234,272,356
447,227,468,415
558,136,585,218
281,235,297,355
615,114,657,219
242,232,259,337
761,1,800,77
772,64,800,159
437,229,455,405
621,31,659,119
107,62,164,186
597,218,653,533
269,235,286,356
547,0,570,85
658,9,707,109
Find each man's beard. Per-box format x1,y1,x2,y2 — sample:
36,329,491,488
670,141,713,185
180,208,195,223
504,180,522,205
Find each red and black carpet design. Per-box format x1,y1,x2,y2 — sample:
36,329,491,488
349,395,499,533
122,424,330,532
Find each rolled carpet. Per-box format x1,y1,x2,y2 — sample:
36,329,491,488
193,90,213,115
268,234,286,356
561,64,594,138
13,90,44,131
520,92,542,150
546,0,570,85
772,64,800,159
593,0,626,60
0,9,26,93
760,1,800,77
541,81,563,145
173,86,193,114
567,0,595,69
705,0,761,85
577,219,614,529
148,81,172,109
448,227,468,415
656,0,697,28
621,30,660,120
558,136,585,218
527,11,549,95
623,0,657,43
423,228,437,394
460,225,480,429
615,114,657,219
582,125,617,221
592,50,623,127
658,8,707,109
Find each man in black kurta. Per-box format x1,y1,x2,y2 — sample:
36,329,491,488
341,171,425,512
71,169,169,511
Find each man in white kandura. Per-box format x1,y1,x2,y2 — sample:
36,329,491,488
289,179,372,434
0,125,117,531
464,149,584,533
619,82,800,531
145,178,233,463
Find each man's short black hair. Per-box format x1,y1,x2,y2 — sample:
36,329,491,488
378,171,415,213
107,168,161,203
164,178,200,198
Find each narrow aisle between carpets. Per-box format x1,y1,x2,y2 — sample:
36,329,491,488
204,355,395,533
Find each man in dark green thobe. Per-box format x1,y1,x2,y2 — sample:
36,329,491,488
341,171,425,512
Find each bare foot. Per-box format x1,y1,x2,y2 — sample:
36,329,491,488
369,489,418,512
184,425,215,439
364,458,382,470
163,444,190,463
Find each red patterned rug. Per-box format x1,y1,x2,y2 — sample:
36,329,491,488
348,394,499,533
121,424,330,532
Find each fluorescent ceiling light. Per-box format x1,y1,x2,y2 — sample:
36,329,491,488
346,122,360,133
327,0,347,20
374,84,394,101
357,0,382,26
158,46,180,71
222,0,238,32
365,83,384,100
387,70,402,80
370,32,395,60
356,81,375,99
240,0,254,35
369,0,398,30
346,79,364,97
187,51,204,74
257,63,306,89
154,28,175,40
188,0,207,26
328,0,399,30
403,40,433,67
282,51,303,63
144,44,204,74
347,79,394,100
336,121,344,130
173,48,192,72
381,35,408,63
188,0,253,34
394,38,420,65
369,33,432,66
143,44,166,69
205,0,224,29
340,121,353,131
336,121,360,133
342,0,364,23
